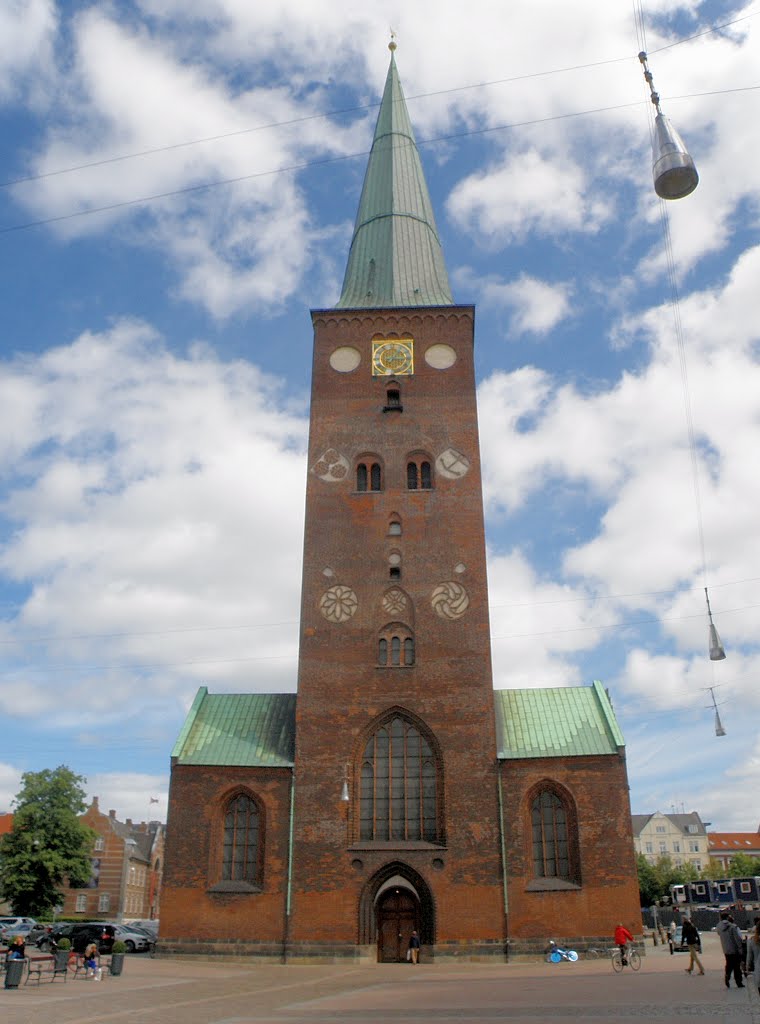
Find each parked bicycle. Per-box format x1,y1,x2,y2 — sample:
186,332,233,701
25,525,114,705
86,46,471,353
545,941,579,963
611,947,641,972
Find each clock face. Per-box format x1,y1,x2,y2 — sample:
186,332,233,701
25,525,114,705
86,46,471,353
372,339,414,376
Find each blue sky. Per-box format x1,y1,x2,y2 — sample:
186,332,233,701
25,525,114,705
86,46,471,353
1,0,758,832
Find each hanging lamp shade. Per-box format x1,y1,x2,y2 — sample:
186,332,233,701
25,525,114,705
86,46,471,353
714,709,726,737
652,113,699,200
708,622,726,661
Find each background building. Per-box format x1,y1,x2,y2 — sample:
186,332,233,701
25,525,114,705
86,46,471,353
632,811,709,870
61,796,164,922
707,830,760,870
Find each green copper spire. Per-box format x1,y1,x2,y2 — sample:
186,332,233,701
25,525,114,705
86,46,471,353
336,43,453,308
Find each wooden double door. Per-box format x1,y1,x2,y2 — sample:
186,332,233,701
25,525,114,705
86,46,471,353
377,888,419,963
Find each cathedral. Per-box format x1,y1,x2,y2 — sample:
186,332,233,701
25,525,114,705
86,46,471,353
161,44,641,961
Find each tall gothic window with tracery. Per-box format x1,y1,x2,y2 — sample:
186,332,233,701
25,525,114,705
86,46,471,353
531,789,571,879
360,716,438,842
222,793,261,882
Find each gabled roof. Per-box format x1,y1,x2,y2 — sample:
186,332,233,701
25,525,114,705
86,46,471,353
495,680,625,759
336,45,453,309
631,811,707,837
172,688,296,767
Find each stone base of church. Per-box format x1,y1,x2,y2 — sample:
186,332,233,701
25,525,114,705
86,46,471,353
155,938,510,963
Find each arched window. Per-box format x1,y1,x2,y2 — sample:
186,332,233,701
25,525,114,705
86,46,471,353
360,715,438,841
356,459,383,492
377,623,414,666
388,517,402,536
222,793,261,882
407,456,433,490
530,788,576,881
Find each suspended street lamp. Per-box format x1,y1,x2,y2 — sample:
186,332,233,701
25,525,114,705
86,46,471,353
705,587,726,661
639,51,699,200
706,686,727,737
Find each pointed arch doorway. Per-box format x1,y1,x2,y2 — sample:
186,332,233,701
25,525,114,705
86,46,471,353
359,863,435,963
377,883,419,962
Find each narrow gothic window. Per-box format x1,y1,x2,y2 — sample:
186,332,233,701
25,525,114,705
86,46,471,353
388,519,401,535
407,457,433,490
404,638,415,665
531,789,570,880
370,462,382,491
222,793,260,882
386,388,401,408
360,716,438,841
378,638,388,665
357,463,368,491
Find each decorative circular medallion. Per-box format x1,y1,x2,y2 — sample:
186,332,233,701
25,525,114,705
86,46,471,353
319,585,358,623
312,448,349,482
424,344,457,370
431,581,470,620
436,448,470,479
329,346,361,372
382,589,407,615
372,340,414,376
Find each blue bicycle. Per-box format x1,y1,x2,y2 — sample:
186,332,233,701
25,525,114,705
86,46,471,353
545,941,579,963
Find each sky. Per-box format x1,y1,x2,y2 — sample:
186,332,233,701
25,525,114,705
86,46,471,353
0,0,758,836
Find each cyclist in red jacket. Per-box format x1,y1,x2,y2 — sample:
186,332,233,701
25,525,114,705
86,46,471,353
614,923,634,965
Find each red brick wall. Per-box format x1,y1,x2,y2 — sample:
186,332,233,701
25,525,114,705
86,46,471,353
290,307,506,950
502,753,642,948
161,764,292,951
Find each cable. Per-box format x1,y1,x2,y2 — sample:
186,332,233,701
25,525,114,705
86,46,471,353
2,84,759,237
2,6,756,191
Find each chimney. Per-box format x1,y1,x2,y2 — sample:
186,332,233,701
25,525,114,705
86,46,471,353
92,796,99,810
126,818,133,828
109,810,116,819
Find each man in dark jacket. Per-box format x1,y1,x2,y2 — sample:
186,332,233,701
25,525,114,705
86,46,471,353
716,912,745,988
682,918,704,975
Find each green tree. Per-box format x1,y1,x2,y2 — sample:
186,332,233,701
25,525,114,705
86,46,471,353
727,853,760,877
636,854,659,906
0,766,96,916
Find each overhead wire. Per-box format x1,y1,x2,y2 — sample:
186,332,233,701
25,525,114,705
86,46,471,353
1,6,755,192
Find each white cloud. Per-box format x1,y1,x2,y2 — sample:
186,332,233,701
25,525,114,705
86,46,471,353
447,148,611,245
457,269,573,336
0,0,56,104
0,321,308,731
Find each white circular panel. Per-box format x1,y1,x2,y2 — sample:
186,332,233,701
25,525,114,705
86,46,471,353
424,344,457,370
329,346,361,372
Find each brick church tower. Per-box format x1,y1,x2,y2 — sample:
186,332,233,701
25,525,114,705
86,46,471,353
161,44,641,961
288,41,504,958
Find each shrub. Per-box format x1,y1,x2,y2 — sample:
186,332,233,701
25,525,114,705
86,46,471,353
57,937,71,950
111,940,127,954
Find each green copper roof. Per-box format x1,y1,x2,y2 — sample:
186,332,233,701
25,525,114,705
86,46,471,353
172,687,296,766
495,681,625,759
336,48,453,308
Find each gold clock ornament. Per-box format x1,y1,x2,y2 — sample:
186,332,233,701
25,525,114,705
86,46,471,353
371,339,414,376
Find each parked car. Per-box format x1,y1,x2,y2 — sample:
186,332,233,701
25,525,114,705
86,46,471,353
669,926,701,954
67,922,116,953
114,925,150,953
0,916,36,938
128,919,158,938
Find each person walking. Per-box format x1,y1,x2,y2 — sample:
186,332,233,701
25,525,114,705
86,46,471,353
681,917,704,976
716,912,745,988
408,930,420,965
745,919,760,994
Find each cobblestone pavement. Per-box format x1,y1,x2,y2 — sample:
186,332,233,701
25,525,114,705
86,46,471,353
2,933,758,1024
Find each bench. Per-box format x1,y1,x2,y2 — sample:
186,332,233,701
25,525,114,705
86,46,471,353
25,955,68,985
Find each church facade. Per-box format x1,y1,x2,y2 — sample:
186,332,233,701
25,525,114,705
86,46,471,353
161,46,641,961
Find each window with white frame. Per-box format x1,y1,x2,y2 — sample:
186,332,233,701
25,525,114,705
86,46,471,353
98,893,110,912
645,842,653,853
94,836,105,851
75,894,87,912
